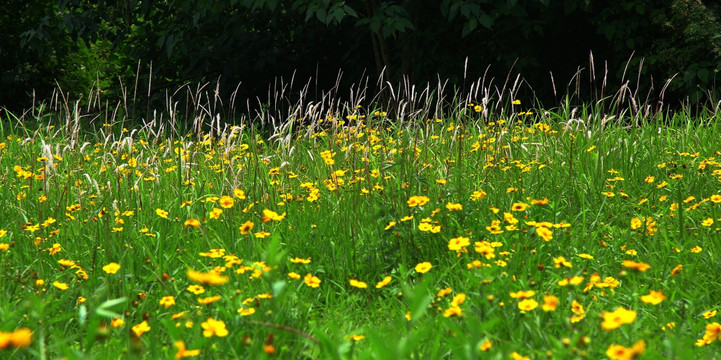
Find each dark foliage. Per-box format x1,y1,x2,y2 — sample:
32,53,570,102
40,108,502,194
2,0,719,113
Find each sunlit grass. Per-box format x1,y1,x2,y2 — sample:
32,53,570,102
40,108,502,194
1,96,721,359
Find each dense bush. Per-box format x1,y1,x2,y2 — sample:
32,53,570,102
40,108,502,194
2,0,719,113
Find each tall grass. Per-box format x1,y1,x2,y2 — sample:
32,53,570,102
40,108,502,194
1,56,721,359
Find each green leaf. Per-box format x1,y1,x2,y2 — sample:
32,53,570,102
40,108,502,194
78,304,87,326
478,13,493,29
697,68,710,83
95,297,127,319
157,34,165,49
601,24,615,40
449,2,461,21
563,0,577,15
263,232,285,267
317,8,327,23
462,19,478,38
461,3,470,18
403,278,432,323
369,19,382,34
334,7,344,24
272,280,286,296
344,5,358,18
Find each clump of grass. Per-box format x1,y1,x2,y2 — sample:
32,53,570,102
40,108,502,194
1,59,721,359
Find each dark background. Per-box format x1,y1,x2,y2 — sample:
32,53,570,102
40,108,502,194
2,0,720,116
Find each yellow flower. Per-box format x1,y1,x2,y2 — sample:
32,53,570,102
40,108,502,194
517,298,538,311
570,300,586,322
261,209,286,222
418,222,433,232
622,260,650,272
511,202,528,212
238,307,256,316
407,195,430,207
447,236,470,251
375,276,392,289
348,334,365,342
218,195,234,208
474,241,495,259
233,188,247,199
640,290,666,305
703,310,717,319
111,317,125,328
48,243,61,255
553,256,572,268
209,208,223,219
131,321,151,337
443,306,463,317
174,340,201,358
509,290,536,299
171,312,186,320
479,339,492,351
53,281,69,290
304,273,321,288
187,285,205,294
486,223,504,235
558,276,583,286
701,322,721,345
601,307,637,331
288,272,301,280
445,202,463,211
535,226,553,241
542,295,559,311
606,340,646,360
0,243,9,251
451,293,466,307
0,328,32,348
670,264,683,276
102,262,121,274
349,279,367,289
414,262,432,274
184,219,201,228
198,295,221,305
159,296,176,308
239,220,254,234
290,257,311,264
201,317,228,337
187,269,229,286
470,190,487,200
155,208,169,219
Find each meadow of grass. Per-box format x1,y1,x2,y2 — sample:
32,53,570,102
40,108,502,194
1,72,721,359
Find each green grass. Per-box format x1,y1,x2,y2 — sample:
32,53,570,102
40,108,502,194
1,92,721,360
